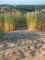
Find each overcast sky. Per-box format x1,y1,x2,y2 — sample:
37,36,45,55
0,0,45,5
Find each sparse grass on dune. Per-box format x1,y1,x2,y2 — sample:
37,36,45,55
0,11,45,32
26,12,45,30
26,12,38,30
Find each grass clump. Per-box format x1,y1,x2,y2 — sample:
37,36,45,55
37,12,45,30
26,12,45,30
26,12,38,30
0,11,45,31
0,28,5,39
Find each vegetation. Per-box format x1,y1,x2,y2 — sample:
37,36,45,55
37,12,45,30
0,5,45,12
0,10,45,32
26,12,45,30
26,12,37,30
0,28,4,38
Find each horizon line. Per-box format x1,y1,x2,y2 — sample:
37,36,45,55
0,4,45,5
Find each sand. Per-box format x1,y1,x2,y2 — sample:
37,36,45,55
0,30,45,60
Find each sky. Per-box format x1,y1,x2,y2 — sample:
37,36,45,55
0,0,45,5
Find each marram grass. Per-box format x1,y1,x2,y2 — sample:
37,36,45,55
0,11,45,32
26,12,45,30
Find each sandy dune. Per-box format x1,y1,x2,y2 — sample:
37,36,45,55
0,30,45,60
